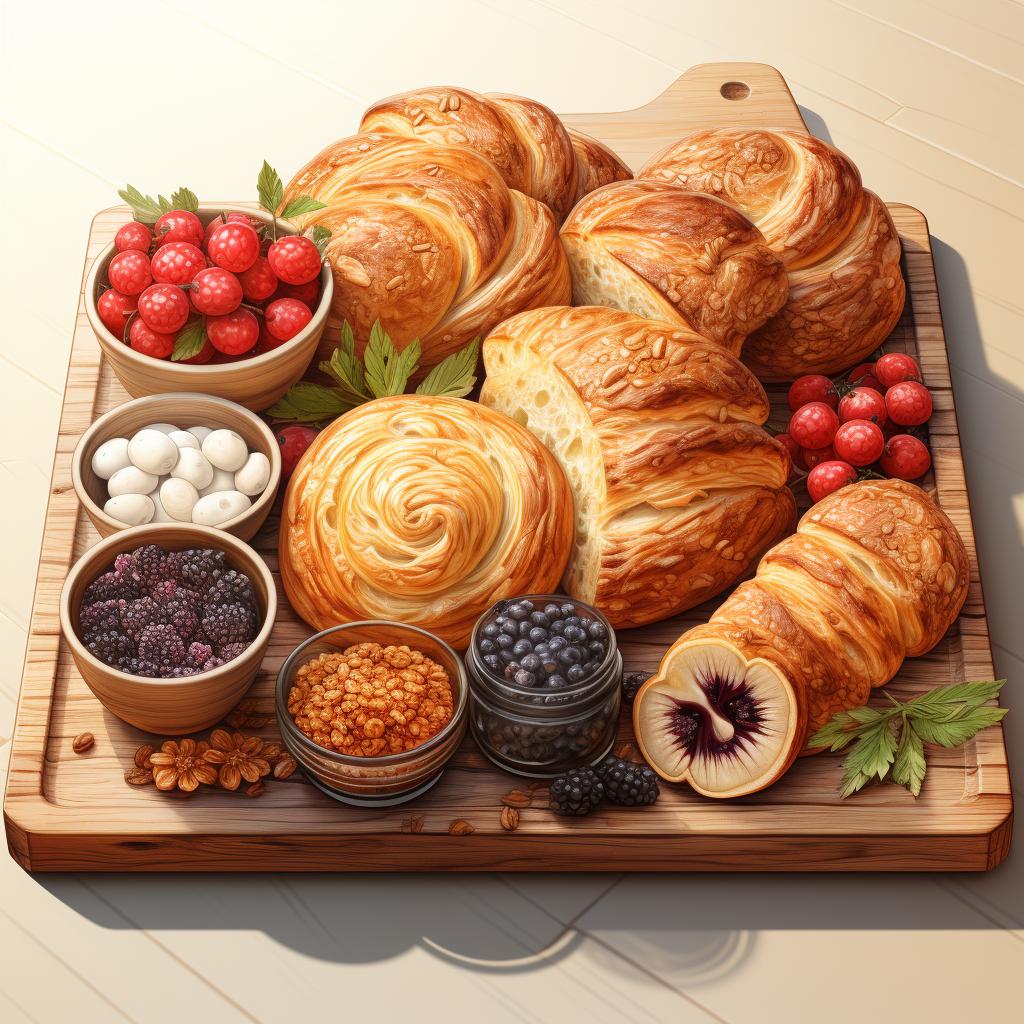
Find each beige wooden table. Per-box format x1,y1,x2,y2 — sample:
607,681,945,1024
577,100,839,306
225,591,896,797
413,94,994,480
0,1,1019,1020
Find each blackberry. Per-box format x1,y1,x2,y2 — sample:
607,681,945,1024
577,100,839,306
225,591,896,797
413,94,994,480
200,602,256,649
86,630,135,669
122,658,160,678
83,569,139,604
120,544,167,591
79,599,124,642
621,671,650,705
549,766,604,816
219,642,249,664
185,642,214,669
202,656,225,671
169,547,227,590
121,597,161,641
206,569,255,608
168,665,200,678
161,596,200,640
137,623,186,669
595,755,659,807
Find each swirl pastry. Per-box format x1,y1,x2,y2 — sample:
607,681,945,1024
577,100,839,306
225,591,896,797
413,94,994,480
480,306,796,628
279,396,573,648
634,479,969,798
559,180,789,355
282,133,570,371
359,87,632,222
640,129,906,380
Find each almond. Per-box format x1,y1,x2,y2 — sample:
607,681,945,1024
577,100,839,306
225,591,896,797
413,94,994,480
272,756,297,780
124,768,153,786
500,806,520,832
448,819,475,836
134,744,155,769
245,782,265,798
72,732,95,754
501,789,532,808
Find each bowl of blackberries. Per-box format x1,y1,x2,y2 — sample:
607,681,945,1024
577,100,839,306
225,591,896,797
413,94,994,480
60,524,276,734
466,595,623,777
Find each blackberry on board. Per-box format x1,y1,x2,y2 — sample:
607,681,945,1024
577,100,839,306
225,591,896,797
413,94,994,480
621,671,651,705
549,766,605,816
595,755,659,807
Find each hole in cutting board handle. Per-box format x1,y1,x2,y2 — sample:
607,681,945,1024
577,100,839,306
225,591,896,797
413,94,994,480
720,81,751,101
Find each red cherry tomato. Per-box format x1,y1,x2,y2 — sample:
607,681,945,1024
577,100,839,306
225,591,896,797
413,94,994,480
838,386,888,426
775,433,800,478
275,425,319,480
880,434,932,480
875,352,921,389
788,402,840,450
807,461,857,503
787,374,837,412
834,419,885,466
885,380,933,426
846,362,882,392
801,445,837,471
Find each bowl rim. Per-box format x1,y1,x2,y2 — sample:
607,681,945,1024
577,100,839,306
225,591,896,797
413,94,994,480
275,620,469,767
84,202,333,375
71,392,282,536
60,522,277,688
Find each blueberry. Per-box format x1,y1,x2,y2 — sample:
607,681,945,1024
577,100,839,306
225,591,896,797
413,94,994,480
534,643,551,659
482,621,500,639
560,602,576,617
544,603,562,617
550,619,565,634
564,614,581,628
510,600,533,620
500,649,516,664
529,611,550,628
518,620,533,637
558,647,581,666
588,640,606,658
547,636,567,652
514,669,536,687
499,618,518,636
483,653,500,672
583,659,600,675
541,659,558,674
545,674,568,689
587,620,607,640
479,638,496,654
520,653,541,672
529,627,547,643
567,663,586,683
564,625,586,643
513,638,532,657
496,633,514,650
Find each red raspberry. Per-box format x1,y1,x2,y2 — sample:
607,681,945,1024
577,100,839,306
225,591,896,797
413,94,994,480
265,298,312,342
268,236,321,285
190,267,243,316
138,284,190,333
128,317,176,359
97,289,138,338
154,209,204,248
180,339,215,365
206,222,260,273
207,308,259,355
151,242,205,285
885,381,933,426
880,434,932,480
274,279,320,306
807,461,857,503
115,221,153,254
237,256,278,302
108,250,152,295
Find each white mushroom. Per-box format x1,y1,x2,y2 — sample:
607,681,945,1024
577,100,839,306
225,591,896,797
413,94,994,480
128,429,179,476
187,425,213,445
202,429,248,472
168,429,200,451
192,490,251,527
159,477,199,522
200,468,236,497
233,452,271,496
104,493,155,526
107,465,159,498
171,448,214,490
142,422,178,434
91,437,132,480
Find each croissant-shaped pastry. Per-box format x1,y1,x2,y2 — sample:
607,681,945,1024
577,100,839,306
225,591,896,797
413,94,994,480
282,133,570,371
279,395,574,649
480,306,796,628
634,479,969,798
640,129,906,380
559,180,789,355
359,87,632,222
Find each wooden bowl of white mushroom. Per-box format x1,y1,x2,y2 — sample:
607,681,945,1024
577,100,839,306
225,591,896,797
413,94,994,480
73,394,281,541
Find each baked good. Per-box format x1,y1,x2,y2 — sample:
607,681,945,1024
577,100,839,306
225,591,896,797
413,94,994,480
634,479,969,797
559,180,789,355
480,306,796,628
279,395,573,648
282,133,571,370
640,129,905,380
359,87,632,222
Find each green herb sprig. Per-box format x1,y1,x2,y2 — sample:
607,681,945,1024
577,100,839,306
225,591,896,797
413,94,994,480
809,679,1007,798
256,161,326,240
267,320,480,424
117,185,200,224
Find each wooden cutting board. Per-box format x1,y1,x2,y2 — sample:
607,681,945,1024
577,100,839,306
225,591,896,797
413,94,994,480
3,63,1011,872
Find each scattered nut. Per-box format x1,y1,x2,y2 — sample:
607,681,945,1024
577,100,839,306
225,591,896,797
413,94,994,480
272,756,297,780
402,815,425,833
615,742,636,760
262,742,284,764
124,767,153,786
134,744,155,769
501,789,532,808
72,732,95,754
448,819,475,836
500,806,520,832
245,782,265,798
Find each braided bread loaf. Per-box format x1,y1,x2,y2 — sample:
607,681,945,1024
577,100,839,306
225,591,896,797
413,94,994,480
640,129,905,380
634,479,969,797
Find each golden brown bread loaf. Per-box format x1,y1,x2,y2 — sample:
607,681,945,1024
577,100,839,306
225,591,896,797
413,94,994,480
640,129,905,380
359,87,632,222
634,479,969,798
480,306,796,628
279,395,574,649
282,133,571,371
559,180,789,355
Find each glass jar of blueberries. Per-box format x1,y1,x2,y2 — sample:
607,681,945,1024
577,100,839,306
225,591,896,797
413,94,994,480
466,595,622,777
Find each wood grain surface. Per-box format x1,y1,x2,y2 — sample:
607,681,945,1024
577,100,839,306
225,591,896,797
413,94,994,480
3,62,1011,873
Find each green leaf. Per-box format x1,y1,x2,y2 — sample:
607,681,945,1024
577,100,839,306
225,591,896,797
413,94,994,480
319,321,369,402
837,718,898,798
310,225,332,255
281,195,327,219
904,679,1006,720
416,337,480,398
170,187,199,213
257,160,284,215
807,706,886,752
157,194,173,214
266,382,353,424
117,185,165,224
363,320,421,398
911,707,1008,748
891,721,927,797
171,319,207,362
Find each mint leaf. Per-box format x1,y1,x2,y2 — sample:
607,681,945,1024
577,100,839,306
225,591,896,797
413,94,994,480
319,321,369,403
267,382,352,423
416,338,480,399
892,721,926,797
910,707,1008,747
170,187,199,214
807,706,885,753
838,717,899,798
281,195,327,219
257,161,284,215
118,185,165,224
363,320,420,398
310,225,332,255
904,679,1006,719
171,319,207,362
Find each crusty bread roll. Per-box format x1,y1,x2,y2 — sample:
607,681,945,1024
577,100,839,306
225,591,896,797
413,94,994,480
359,87,632,222
282,133,570,371
480,306,796,628
279,395,573,649
634,479,969,798
640,129,905,380
559,180,789,355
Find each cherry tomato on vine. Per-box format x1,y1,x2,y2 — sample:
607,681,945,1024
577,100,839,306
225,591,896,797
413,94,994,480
788,374,837,412
807,461,857,503
788,401,840,450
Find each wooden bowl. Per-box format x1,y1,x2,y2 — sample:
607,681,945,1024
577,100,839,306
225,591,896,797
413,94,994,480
60,523,277,735
72,393,281,541
84,204,333,412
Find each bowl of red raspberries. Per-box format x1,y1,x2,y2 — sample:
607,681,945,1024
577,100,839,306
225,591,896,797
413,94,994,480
86,202,333,413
